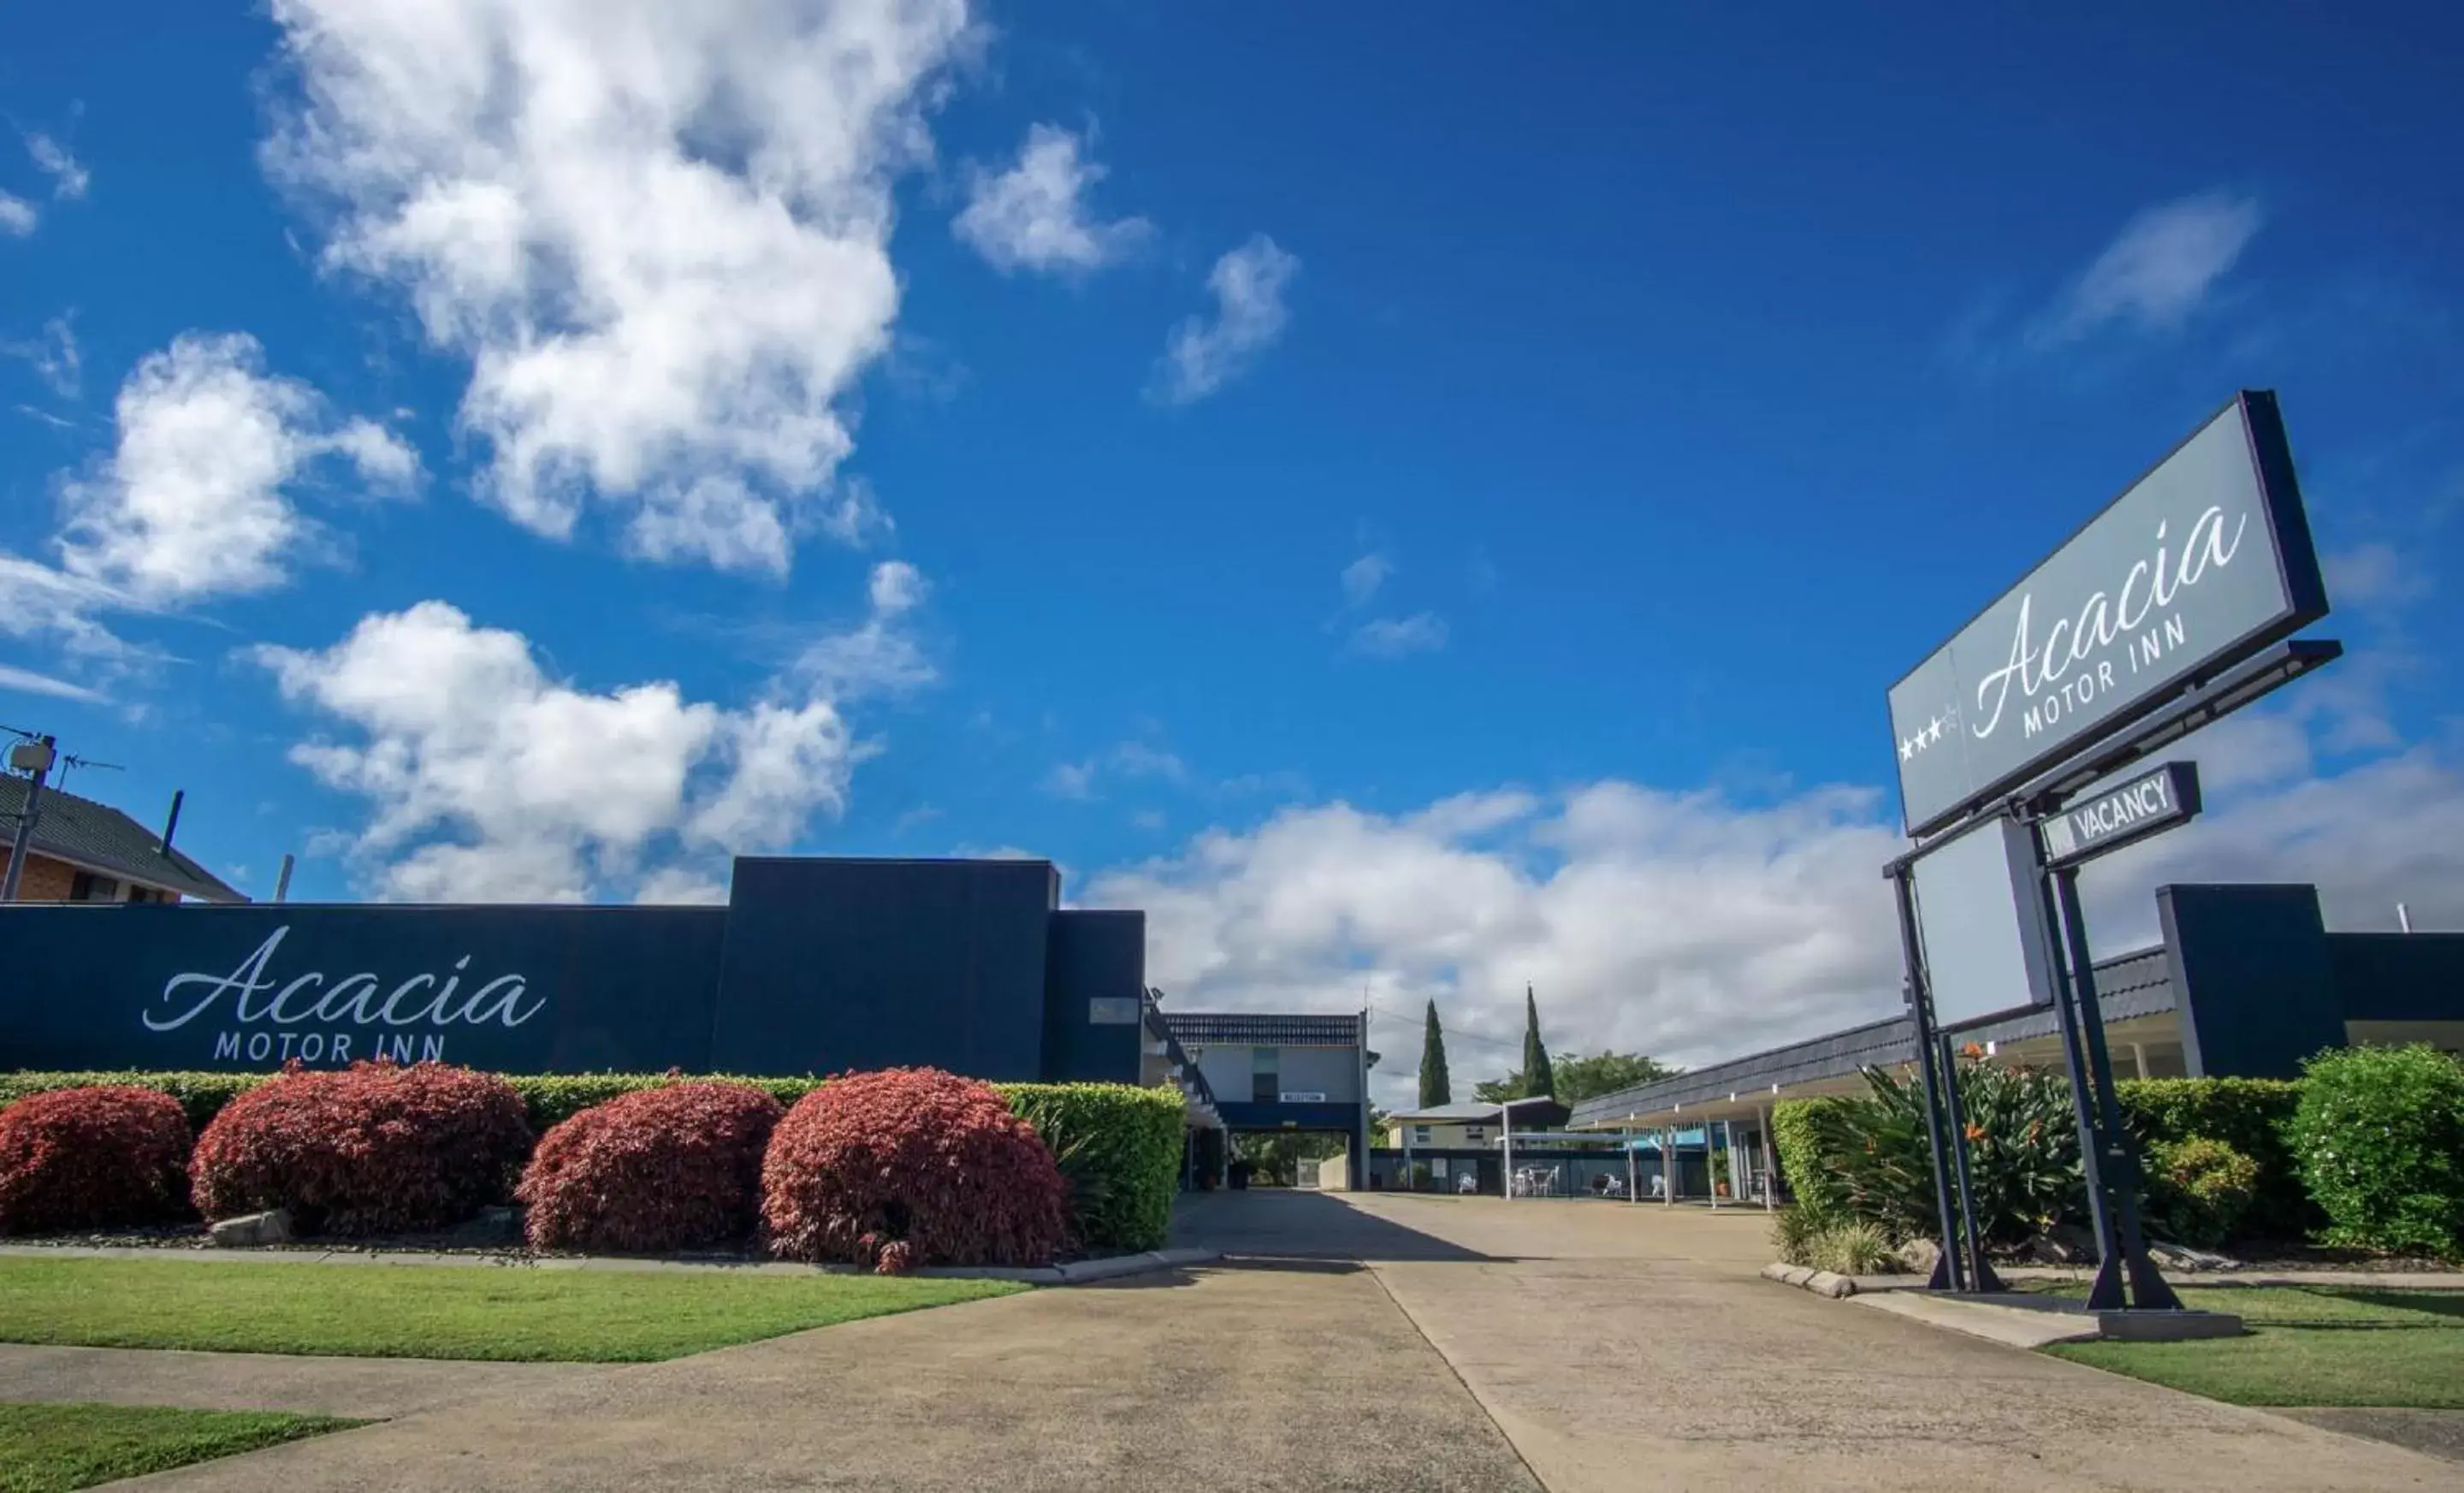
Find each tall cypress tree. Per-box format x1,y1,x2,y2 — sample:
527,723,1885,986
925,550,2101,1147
1419,1000,1453,1107
1521,984,1555,1099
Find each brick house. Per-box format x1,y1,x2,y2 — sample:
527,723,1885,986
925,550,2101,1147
0,777,244,904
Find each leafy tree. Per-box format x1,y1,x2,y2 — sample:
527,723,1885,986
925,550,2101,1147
1472,1072,1525,1105
1551,1052,1679,1103
1419,1001,1453,1108
1232,1130,1351,1187
1472,1052,1677,1106
1520,986,1554,1100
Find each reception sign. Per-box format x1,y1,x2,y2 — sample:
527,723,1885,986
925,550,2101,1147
1890,392,2325,836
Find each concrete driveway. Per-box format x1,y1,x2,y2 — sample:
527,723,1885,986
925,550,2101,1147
1175,1190,2455,1492
96,1251,1536,1492
30,1190,2458,1490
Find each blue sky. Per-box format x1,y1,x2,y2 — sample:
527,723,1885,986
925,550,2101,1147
4,5,2460,1094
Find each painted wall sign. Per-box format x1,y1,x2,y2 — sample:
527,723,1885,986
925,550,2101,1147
1889,392,2325,837
2039,761,2202,869
1,859,1148,1085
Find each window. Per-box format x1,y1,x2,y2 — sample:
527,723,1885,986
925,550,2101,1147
1412,1125,1431,1146
1463,1125,1486,1142
68,872,121,904
1251,1046,1278,1104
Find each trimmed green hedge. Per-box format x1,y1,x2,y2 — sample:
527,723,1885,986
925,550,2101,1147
1001,1083,1188,1252
2115,1077,2316,1240
0,1070,1187,1253
1769,1098,1849,1219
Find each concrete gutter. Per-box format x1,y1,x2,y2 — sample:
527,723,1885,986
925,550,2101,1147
1851,1289,2243,1347
0,1241,1218,1285
1762,1259,2248,1345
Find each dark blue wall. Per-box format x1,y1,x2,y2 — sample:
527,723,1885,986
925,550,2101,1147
1041,910,1146,1084
1,857,1141,1082
2330,933,2464,1022
707,857,1057,1079
2159,884,2348,1079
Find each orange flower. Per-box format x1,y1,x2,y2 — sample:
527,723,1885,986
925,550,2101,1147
1964,1123,1986,1141
1959,1042,1986,1061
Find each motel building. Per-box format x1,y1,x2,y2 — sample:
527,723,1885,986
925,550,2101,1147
0,778,242,906
1563,881,2464,1199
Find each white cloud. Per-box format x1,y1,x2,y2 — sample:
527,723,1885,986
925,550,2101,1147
5,316,80,399
868,558,927,614
1100,725,2464,1106
1043,760,1098,800
790,560,936,700
26,133,88,200
953,122,1149,275
817,477,895,548
2325,542,2430,609
257,601,866,902
259,0,974,575
1341,551,1390,608
0,552,137,661
2032,191,2262,346
0,192,34,236
0,661,107,703
1044,739,1188,803
1350,611,1448,657
636,867,730,905
56,333,421,607
1093,783,1906,1105
1153,234,1298,404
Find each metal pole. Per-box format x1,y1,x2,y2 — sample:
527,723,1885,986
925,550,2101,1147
1936,1034,2006,1292
1662,1125,1674,1206
1892,865,1968,1292
1627,1133,1638,1206
1,737,56,903
2052,866,2183,1312
1502,1105,1513,1200
1760,1105,1777,1212
2032,847,2122,1306
272,853,295,904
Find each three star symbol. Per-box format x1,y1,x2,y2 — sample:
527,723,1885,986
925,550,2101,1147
1899,714,1948,762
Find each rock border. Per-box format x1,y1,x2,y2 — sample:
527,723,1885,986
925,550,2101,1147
1759,1260,1858,1298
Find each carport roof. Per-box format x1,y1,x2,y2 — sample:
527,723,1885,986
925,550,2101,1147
1568,945,2176,1129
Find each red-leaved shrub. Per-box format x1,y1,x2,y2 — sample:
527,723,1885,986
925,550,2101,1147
190,1060,532,1235
761,1068,1065,1269
0,1087,193,1235
517,1081,782,1253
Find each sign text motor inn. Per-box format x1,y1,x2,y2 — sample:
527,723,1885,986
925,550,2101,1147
3,857,1152,1084
1888,392,2325,838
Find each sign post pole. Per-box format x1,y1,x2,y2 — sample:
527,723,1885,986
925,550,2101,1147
1891,863,1969,1292
2047,854,2183,1311
1934,1028,2005,1293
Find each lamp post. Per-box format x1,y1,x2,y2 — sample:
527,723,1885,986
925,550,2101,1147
2,735,57,904
1497,1094,1551,1200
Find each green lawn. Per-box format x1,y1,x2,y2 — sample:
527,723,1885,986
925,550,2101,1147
0,1259,1024,1363
2040,1283,2464,1408
0,1402,360,1492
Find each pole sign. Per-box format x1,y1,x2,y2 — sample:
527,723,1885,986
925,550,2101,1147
2038,761,2200,869
1889,392,2325,837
